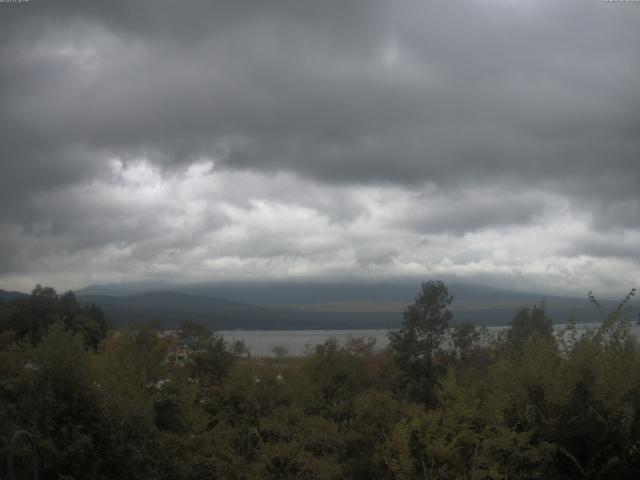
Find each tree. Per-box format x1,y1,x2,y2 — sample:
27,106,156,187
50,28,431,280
59,291,110,349
178,320,212,347
271,344,289,363
189,334,235,383
4,285,59,343
506,303,553,350
451,321,481,361
21,323,101,479
0,286,109,348
231,339,251,358
389,280,453,405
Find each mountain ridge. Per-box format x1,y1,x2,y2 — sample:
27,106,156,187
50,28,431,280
4,283,637,330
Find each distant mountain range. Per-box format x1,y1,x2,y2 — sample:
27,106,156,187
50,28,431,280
3,281,637,330
0,289,29,302
75,291,398,330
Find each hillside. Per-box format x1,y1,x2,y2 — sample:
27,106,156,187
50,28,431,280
75,281,635,329
0,289,29,302
4,283,634,330
77,291,399,330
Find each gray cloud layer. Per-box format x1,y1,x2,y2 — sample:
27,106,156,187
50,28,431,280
1,0,639,295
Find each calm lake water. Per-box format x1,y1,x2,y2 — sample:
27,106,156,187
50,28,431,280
219,322,640,357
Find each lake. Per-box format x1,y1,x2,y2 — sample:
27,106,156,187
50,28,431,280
219,329,390,357
219,322,640,357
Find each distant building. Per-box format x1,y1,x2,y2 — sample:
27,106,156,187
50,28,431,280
166,344,191,367
164,335,200,368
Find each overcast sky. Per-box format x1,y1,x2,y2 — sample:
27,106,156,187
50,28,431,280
1,0,639,297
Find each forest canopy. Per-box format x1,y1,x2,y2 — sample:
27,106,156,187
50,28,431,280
0,282,639,479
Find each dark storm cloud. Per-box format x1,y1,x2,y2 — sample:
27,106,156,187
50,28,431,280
2,1,638,197
395,189,547,235
560,236,640,262
0,0,639,292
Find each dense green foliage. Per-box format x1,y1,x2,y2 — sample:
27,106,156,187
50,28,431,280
1,283,639,479
0,285,109,348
